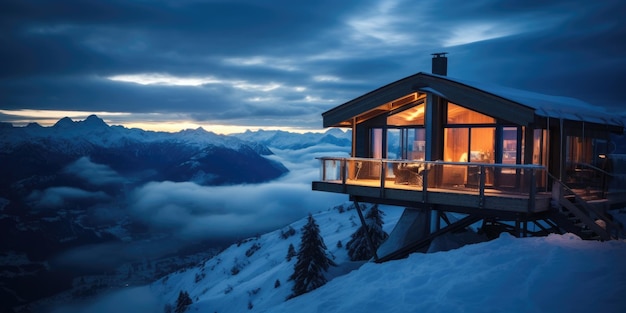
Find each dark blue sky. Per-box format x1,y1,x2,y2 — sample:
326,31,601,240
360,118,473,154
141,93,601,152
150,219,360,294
1,0,625,132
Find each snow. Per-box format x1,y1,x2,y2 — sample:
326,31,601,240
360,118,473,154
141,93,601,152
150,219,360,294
51,205,626,313
275,233,626,313
424,73,625,127
232,128,351,150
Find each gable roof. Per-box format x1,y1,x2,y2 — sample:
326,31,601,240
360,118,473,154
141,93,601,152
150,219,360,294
323,72,624,129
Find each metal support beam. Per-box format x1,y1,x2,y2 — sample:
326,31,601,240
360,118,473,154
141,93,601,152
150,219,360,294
352,199,380,262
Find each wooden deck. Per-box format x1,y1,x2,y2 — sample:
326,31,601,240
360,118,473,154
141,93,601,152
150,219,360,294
312,178,552,213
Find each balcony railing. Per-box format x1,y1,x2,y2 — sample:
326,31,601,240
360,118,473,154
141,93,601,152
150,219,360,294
317,157,548,199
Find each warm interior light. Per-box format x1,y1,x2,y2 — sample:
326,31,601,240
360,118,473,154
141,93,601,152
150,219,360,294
405,106,425,121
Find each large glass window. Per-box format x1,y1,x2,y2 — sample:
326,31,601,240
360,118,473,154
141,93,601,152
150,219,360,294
567,136,592,165
387,128,425,160
533,129,548,166
443,127,495,163
388,103,425,126
444,128,469,162
503,127,518,164
443,102,497,188
470,128,495,163
447,103,495,124
385,102,425,160
371,128,383,159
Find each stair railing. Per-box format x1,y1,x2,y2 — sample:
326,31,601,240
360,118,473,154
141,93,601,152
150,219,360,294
548,172,622,240
566,161,612,198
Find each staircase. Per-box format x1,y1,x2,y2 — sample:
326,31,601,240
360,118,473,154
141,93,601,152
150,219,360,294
548,177,623,241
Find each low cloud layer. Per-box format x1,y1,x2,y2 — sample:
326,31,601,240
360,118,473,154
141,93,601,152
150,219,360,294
126,144,349,240
131,180,338,241
27,186,110,210
64,156,125,186
45,142,349,276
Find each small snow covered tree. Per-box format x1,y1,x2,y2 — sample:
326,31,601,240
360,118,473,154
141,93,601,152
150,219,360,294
288,213,336,298
286,243,296,261
175,290,192,313
346,204,389,261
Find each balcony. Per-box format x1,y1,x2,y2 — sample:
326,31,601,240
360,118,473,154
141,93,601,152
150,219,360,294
312,157,552,213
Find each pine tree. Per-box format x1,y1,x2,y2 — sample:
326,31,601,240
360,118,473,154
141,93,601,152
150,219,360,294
288,214,336,298
175,290,193,313
346,204,389,261
286,243,296,261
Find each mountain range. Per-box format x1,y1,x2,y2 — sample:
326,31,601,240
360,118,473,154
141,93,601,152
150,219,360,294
0,115,352,311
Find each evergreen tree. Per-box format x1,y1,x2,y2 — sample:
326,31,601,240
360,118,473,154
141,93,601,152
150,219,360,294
286,243,296,261
346,205,389,261
288,214,336,298
175,290,192,313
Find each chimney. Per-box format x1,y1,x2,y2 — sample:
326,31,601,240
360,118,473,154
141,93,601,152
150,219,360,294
431,52,448,76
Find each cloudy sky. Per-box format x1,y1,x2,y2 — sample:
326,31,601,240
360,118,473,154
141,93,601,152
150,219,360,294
1,0,625,133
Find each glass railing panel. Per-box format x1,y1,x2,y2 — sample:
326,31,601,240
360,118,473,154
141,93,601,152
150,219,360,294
320,158,343,182
437,163,470,190
317,157,548,197
347,158,382,186
387,160,427,188
464,164,482,193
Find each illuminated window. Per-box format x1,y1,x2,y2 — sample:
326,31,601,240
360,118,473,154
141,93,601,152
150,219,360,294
387,128,425,160
503,127,518,164
387,103,425,126
444,128,469,162
447,102,495,124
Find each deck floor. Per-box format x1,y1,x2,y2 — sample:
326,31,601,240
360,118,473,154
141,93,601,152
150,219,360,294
314,178,552,213
347,178,538,196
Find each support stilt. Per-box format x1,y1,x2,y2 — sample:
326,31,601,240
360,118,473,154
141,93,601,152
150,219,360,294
353,199,380,262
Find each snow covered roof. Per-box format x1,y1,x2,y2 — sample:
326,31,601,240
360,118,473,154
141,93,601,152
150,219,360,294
427,73,625,127
323,72,624,129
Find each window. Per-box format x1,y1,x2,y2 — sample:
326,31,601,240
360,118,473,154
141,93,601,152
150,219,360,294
532,129,548,166
387,103,425,126
503,127,518,164
387,128,425,160
447,102,495,124
443,103,496,188
371,128,383,159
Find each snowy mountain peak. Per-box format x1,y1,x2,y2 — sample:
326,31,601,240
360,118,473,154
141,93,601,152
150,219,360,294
81,114,108,129
51,115,109,130
26,122,43,128
53,116,75,128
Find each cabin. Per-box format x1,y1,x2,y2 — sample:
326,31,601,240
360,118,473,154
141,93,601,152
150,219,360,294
312,53,626,262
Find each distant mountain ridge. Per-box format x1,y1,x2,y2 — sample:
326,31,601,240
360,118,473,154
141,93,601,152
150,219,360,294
232,128,351,150
1,115,272,154
0,115,287,186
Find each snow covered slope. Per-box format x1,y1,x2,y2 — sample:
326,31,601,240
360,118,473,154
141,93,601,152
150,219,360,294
52,205,626,313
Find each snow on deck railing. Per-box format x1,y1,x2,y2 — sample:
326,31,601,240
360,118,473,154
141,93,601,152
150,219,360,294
316,157,548,199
